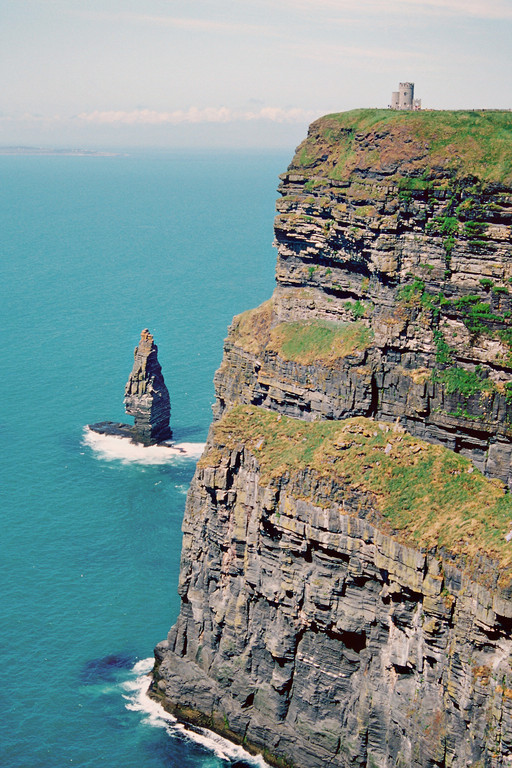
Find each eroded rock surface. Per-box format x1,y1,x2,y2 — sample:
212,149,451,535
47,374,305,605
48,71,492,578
124,329,171,444
153,416,512,768
153,110,512,767
214,110,512,486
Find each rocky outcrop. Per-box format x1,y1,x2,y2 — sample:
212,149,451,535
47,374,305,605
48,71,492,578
213,296,512,485
152,407,512,768
124,329,171,444
89,329,172,445
152,110,512,767
214,110,512,486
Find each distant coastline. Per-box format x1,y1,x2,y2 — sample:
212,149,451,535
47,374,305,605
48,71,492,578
0,146,121,156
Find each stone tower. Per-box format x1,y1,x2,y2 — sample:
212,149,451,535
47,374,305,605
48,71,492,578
390,82,419,110
398,81,414,109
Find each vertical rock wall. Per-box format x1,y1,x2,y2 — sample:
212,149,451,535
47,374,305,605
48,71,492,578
124,329,172,444
153,110,512,767
214,110,512,485
152,429,512,768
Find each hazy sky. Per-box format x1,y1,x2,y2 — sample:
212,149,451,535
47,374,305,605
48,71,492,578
1,0,511,149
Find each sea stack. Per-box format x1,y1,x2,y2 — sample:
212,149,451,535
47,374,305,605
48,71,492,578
124,329,172,445
88,328,172,445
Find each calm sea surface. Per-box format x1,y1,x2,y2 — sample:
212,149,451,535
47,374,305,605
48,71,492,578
1,150,287,767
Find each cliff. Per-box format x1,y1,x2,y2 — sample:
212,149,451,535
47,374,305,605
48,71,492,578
215,109,512,486
152,110,512,767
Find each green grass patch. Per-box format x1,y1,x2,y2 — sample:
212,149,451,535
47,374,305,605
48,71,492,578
453,295,501,334
397,278,426,305
204,405,512,579
426,215,459,236
435,366,494,398
433,330,453,365
267,319,373,364
464,220,488,239
344,299,371,320
230,301,373,365
398,177,432,192
293,108,512,186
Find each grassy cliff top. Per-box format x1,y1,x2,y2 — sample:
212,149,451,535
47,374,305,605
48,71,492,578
203,404,512,581
292,109,512,186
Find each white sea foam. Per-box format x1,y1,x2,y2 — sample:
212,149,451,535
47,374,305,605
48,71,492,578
123,658,269,766
132,657,154,675
83,427,205,465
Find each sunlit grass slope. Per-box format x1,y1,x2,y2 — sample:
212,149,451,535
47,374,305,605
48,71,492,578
203,404,512,580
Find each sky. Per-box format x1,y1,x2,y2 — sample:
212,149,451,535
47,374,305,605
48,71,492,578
1,0,511,149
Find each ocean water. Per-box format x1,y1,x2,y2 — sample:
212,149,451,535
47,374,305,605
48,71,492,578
1,150,287,768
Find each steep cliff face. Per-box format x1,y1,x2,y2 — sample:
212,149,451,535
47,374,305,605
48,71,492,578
153,406,512,768
215,110,512,486
153,110,512,767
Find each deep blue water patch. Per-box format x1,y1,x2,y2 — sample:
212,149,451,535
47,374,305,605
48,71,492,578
80,653,138,684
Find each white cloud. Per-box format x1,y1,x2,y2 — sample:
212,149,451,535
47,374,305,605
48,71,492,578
74,9,271,36
283,0,512,19
395,0,512,17
76,107,317,125
293,40,426,65
244,107,318,123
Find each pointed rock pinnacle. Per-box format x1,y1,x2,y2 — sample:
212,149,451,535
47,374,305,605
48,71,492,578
124,329,172,445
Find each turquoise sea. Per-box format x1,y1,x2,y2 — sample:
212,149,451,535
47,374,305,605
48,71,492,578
1,150,287,767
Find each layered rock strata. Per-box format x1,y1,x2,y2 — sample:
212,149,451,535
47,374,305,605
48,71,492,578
153,110,512,767
89,328,171,445
153,406,512,768
124,328,171,444
214,110,512,486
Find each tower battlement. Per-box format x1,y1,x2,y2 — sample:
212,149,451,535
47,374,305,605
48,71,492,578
390,81,421,110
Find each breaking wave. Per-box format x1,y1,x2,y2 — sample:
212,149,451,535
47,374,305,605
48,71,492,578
83,427,205,465
123,658,269,767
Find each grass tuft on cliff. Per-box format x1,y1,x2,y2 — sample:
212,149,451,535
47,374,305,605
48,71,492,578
204,405,512,577
230,300,373,364
293,109,512,186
